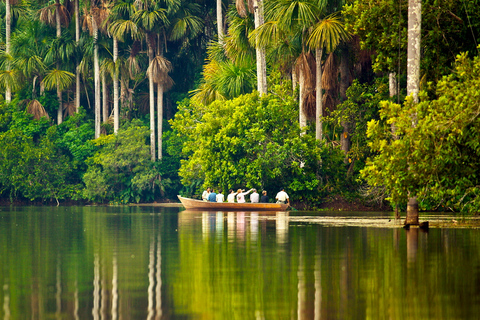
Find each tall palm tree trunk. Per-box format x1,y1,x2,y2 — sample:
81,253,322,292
253,0,267,95
299,68,307,130
315,48,323,141
5,0,11,103
405,0,422,225
216,0,224,43
157,83,164,160
75,0,80,112
147,36,156,161
113,38,119,134
56,0,63,124
102,71,108,122
93,17,101,138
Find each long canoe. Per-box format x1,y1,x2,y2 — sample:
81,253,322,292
177,195,289,211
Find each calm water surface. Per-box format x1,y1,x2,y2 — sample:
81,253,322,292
1,206,480,319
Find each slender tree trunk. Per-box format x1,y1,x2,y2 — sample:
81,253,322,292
113,38,119,134
389,72,397,98
292,71,297,94
253,0,267,95
315,48,323,141
157,83,164,160
102,71,108,122
147,36,156,161
5,0,11,103
56,0,63,124
75,0,81,113
216,0,224,43
299,68,307,131
405,0,422,226
93,16,101,138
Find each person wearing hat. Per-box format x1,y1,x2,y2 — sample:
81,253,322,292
275,188,289,205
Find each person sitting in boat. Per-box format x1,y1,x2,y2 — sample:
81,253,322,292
236,188,253,203
227,189,236,203
260,190,269,203
250,189,259,203
216,190,225,203
208,189,217,202
202,187,211,201
275,188,290,205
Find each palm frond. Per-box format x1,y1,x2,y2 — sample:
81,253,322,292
109,19,142,41
26,99,49,120
307,15,351,53
13,55,47,78
133,8,168,32
0,69,22,92
148,55,173,85
248,20,281,48
42,69,75,91
169,14,203,41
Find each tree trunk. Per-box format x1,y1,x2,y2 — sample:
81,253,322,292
102,71,108,122
253,0,267,95
147,36,156,161
56,0,63,124
405,0,422,225
93,16,101,138
216,0,224,43
5,0,11,103
315,48,323,141
157,83,164,160
389,72,397,98
299,68,307,131
407,0,421,105
113,38,119,134
75,0,80,113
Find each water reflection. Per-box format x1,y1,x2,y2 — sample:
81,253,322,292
184,210,290,244
1,207,480,319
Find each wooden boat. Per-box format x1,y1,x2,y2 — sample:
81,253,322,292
177,195,289,211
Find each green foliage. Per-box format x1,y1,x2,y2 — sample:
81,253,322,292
83,120,159,203
170,88,346,204
0,125,80,202
326,79,389,179
343,0,480,84
361,52,480,213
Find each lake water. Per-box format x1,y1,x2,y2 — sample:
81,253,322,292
1,206,480,319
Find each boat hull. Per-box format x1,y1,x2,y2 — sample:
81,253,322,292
177,195,289,211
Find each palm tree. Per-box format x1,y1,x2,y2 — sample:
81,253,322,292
148,55,173,160
132,0,168,160
217,0,224,43
82,0,103,138
307,14,350,141
39,0,70,124
5,0,11,102
405,0,422,226
108,0,142,134
237,0,266,94
253,0,319,130
75,0,81,112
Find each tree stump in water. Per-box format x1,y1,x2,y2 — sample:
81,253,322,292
405,197,419,225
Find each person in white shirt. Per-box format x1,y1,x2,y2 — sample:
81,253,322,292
250,189,259,203
227,189,236,203
236,188,253,203
275,188,289,204
202,187,211,201
216,190,225,203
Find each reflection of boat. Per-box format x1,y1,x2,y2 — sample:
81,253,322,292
177,195,289,211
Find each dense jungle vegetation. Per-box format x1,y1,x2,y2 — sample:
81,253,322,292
0,0,479,212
